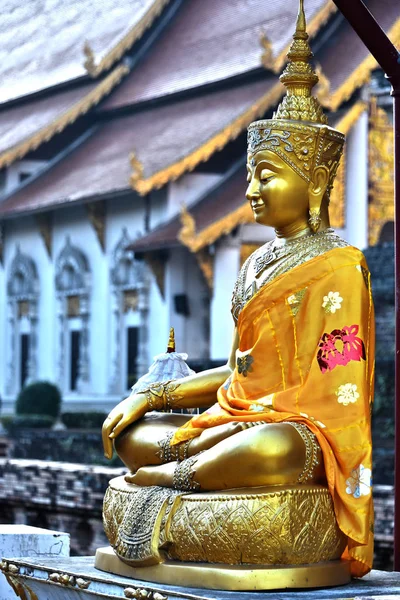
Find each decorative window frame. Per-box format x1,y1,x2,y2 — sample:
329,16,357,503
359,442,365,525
6,245,39,395
108,228,150,394
55,236,91,394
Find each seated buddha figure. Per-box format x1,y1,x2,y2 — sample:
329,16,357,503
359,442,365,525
101,0,374,586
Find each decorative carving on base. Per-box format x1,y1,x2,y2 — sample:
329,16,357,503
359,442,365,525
102,476,346,571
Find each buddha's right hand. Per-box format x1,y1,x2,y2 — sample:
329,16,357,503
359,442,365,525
102,393,148,459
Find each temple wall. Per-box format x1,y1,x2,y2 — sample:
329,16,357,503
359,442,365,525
53,206,108,399
210,238,240,361
167,173,222,218
0,194,171,412
166,248,209,361
1,217,52,413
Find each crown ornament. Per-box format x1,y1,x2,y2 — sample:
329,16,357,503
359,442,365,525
247,0,344,198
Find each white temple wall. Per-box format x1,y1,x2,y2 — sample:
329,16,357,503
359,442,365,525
105,194,154,399
210,238,240,361
345,110,369,250
167,173,222,219
53,206,107,403
1,216,51,413
165,248,209,362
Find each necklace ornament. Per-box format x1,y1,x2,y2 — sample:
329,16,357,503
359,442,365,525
255,229,327,278
231,228,347,323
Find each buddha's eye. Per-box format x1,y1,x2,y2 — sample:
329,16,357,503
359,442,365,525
260,169,275,184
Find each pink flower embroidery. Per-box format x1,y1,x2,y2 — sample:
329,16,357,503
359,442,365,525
317,324,366,374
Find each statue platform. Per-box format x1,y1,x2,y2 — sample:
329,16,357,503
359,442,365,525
1,555,400,600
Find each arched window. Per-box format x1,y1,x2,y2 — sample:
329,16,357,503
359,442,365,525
6,246,39,394
55,237,91,394
109,228,149,394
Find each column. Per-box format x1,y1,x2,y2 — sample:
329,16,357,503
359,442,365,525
345,110,369,250
210,241,240,361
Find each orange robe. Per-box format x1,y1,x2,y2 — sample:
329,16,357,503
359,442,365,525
173,246,374,577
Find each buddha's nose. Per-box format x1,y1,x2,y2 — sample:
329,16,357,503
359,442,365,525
246,180,261,202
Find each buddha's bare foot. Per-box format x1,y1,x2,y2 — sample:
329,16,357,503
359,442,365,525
125,462,176,487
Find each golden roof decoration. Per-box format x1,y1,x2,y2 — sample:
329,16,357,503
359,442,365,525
83,41,97,76
315,63,331,107
259,30,274,70
83,0,171,78
177,203,196,247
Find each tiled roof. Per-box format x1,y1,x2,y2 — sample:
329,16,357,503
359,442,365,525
0,0,169,104
0,66,128,169
318,0,400,110
0,79,273,217
102,0,333,110
101,0,399,113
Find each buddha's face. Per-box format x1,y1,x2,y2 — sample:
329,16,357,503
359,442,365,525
246,150,310,229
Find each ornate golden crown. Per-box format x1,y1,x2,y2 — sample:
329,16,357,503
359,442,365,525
247,0,344,197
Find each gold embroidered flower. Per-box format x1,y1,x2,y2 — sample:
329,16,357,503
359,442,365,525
250,404,265,412
346,464,371,498
287,288,307,316
322,291,343,314
237,354,254,377
336,383,359,406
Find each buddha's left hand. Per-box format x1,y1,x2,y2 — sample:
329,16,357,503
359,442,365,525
102,393,148,459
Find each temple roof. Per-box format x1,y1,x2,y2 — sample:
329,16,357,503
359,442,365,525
318,0,400,110
0,79,275,217
0,0,169,104
102,0,334,110
129,161,251,254
0,66,128,169
0,0,398,219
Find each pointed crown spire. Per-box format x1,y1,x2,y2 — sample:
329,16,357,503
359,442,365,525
273,0,328,124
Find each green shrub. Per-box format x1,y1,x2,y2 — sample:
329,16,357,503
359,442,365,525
16,381,61,418
1,414,55,433
61,411,108,429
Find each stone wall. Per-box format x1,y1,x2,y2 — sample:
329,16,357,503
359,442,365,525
0,458,394,568
0,459,125,556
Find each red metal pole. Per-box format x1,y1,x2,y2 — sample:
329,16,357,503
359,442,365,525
330,0,400,570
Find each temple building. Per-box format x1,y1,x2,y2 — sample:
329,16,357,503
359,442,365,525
0,0,398,414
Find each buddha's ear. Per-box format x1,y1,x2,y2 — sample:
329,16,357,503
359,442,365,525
308,165,329,213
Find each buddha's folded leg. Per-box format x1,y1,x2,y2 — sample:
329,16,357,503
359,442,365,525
115,415,249,475
130,422,325,490
115,412,190,473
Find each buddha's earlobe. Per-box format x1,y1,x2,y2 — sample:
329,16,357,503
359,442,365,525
308,166,329,232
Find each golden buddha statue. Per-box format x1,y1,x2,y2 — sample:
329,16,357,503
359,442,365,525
97,0,374,590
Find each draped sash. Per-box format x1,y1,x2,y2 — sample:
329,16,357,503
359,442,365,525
173,246,374,577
